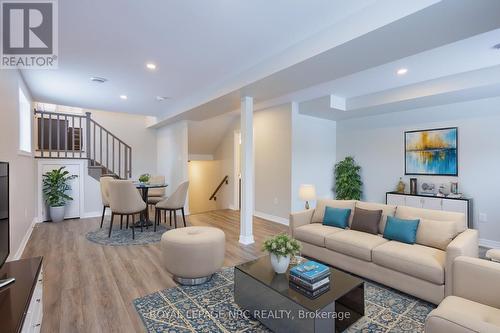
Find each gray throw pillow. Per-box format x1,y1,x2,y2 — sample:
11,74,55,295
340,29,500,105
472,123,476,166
351,207,382,235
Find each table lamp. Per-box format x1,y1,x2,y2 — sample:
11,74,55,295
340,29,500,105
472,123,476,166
299,184,316,209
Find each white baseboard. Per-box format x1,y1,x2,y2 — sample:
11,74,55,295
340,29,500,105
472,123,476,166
82,210,107,219
254,211,289,226
12,217,38,260
479,238,500,249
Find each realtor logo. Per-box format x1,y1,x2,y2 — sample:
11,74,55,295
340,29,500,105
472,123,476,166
1,0,58,68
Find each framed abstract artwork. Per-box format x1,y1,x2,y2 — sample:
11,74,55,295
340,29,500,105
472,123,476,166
405,127,458,176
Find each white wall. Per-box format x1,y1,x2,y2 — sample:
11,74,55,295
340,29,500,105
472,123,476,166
156,121,189,208
0,70,37,260
89,109,158,179
77,108,158,216
212,105,293,221
254,104,292,220
336,96,500,245
188,160,220,214
291,103,337,212
213,126,236,210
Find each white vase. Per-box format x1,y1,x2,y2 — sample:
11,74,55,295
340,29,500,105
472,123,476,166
270,253,291,274
49,206,66,222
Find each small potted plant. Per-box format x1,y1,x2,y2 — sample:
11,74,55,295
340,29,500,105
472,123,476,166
42,167,77,222
139,173,151,184
262,234,301,274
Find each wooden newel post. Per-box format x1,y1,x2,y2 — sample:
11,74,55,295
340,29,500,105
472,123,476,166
85,112,91,160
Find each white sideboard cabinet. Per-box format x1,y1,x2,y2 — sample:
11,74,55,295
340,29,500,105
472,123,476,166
386,192,473,228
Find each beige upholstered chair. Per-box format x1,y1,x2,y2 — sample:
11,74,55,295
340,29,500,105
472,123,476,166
99,176,115,229
155,181,189,231
108,180,147,239
425,256,500,333
147,175,167,205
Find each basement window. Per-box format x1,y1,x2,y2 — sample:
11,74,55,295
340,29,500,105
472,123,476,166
18,87,32,154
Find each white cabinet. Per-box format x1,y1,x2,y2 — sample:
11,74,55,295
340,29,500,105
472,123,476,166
422,197,443,210
386,192,472,228
442,199,468,215
405,196,423,208
21,267,43,333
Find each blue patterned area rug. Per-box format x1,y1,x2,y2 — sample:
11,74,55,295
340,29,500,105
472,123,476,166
134,267,435,333
86,224,168,246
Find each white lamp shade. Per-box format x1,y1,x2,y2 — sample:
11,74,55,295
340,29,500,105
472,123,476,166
299,184,316,201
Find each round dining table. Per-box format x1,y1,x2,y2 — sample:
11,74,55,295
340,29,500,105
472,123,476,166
133,182,168,229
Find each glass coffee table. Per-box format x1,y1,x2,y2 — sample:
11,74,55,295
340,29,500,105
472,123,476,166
234,256,364,333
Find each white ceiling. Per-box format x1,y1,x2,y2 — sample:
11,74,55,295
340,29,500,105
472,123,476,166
21,0,379,115
20,0,500,130
188,112,237,155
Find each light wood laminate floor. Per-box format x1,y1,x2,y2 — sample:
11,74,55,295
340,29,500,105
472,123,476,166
22,209,287,333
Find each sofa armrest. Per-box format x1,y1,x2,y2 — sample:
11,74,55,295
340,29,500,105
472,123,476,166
445,229,479,296
289,209,314,237
452,256,500,309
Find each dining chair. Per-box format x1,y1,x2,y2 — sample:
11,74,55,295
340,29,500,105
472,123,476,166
155,181,189,231
147,175,167,212
108,180,147,239
99,176,115,229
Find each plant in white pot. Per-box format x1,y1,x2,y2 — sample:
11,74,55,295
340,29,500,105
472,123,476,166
262,234,301,274
42,167,77,222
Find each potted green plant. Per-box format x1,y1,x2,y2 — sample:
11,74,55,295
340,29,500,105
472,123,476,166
138,173,151,184
333,156,363,200
42,167,77,222
262,234,301,274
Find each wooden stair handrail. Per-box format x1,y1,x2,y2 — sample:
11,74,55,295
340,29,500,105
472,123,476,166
209,175,229,201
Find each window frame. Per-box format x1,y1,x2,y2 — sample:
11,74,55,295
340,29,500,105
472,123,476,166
18,86,32,156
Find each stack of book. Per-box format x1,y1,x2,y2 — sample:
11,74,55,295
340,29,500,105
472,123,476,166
289,260,331,298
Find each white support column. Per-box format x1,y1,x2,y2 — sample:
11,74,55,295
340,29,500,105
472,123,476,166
239,96,255,245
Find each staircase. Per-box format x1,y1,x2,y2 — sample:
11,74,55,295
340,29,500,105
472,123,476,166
34,110,132,180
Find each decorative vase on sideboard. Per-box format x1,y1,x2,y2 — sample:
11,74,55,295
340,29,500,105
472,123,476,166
270,254,290,274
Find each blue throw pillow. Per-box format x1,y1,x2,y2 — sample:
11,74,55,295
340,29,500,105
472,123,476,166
383,216,420,244
323,207,351,229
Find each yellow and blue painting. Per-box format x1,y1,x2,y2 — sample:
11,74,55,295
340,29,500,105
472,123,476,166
405,127,458,176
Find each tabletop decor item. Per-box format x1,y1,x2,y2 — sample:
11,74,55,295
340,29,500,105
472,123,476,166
262,234,301,274
410,178,418,194
334,156,362,200
42,166,77,222
405,127,458,176
289,260,331,298
138,173,151,184
396,177,406,193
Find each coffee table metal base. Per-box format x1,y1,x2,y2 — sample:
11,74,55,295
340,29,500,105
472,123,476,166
234,269,363,333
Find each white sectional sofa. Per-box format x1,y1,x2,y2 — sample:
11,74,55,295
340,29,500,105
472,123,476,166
289,199,479,304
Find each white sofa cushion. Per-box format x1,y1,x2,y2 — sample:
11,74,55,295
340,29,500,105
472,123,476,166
355,201,396,234
396,205,466,231
415,218,461,250
373,241,446,284
325,230,388,262
426,296,500,333
294,224,344,248
312,199,356,224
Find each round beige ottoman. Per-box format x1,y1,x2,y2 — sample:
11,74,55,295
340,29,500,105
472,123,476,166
486,249,500,262
161,226,225,285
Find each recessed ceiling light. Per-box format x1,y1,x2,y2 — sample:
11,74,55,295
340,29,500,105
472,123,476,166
156,96,170,101
90,76,107,83
397,68,408,75
120,95,128,100
146,63,157,70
